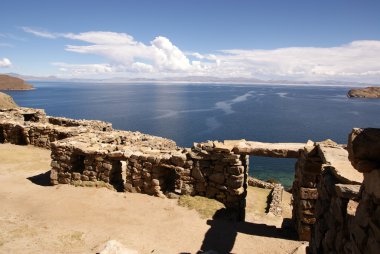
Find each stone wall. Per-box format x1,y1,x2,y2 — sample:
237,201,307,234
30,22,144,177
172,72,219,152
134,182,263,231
292,140,322,240
308,128,380,254
268,184,284,216
48,116,112,131
0,107,112,148
50,136,248,213
2,108,310,219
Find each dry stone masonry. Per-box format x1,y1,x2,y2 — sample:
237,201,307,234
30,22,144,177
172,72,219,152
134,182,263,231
308,128,380,254
2,105,380,253
0,108,305,218
0,107,248,214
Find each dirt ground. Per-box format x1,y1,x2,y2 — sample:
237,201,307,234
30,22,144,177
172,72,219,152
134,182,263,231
0,143,303,254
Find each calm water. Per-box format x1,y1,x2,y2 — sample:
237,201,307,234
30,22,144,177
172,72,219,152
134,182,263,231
5,82,380,187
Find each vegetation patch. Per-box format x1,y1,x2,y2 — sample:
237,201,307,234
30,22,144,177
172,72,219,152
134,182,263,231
178,195,225,219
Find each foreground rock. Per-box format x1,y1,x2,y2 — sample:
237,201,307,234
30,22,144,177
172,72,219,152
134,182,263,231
99,240,138,254
347,86,380,98
0,92,18,109
348,128,380,172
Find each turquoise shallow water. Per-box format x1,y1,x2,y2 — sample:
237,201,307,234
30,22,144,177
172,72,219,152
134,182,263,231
4,82,380,188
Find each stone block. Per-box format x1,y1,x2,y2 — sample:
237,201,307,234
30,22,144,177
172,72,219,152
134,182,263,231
303,160,322,174
171,154,186,167
81,175,89,181
300,199,316,209
227,166,244,175
300,187,318,200
297,222,311,241
191,166,205,181
209,173,225,184
206,186,218,198
363,170,380,198
335,184,360,199
72,172,81,180
301,215,316,224
50,169,58,180
227,175,244,189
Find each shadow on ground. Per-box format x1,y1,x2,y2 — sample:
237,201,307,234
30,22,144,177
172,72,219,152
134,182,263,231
27,170,52,186
197,209,297,254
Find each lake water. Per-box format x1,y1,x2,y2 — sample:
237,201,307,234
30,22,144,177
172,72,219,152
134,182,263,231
5,82,380,187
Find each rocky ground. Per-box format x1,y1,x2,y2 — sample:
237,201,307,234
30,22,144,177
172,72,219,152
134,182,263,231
0,144,304,254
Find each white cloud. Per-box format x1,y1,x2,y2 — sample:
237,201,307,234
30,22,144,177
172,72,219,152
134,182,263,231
212,40,380,82
23,27,380,82
0,58,12,68
64,32,197,73
22,27,57,39
51,62,113,75
64,31,136,45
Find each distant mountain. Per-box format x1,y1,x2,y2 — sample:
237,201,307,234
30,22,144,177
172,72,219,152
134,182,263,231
0,74,33,90
5,73,375,87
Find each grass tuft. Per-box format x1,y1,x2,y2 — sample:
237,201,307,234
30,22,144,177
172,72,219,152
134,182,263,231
178,195,225,219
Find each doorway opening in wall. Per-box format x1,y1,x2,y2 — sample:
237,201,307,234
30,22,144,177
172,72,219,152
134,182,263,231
57,133,68,141
0,126,4,143
160,167,178,194
14,126,27,145
72,154,85,174
110,160,124,192
244,156,297,232
250,157,296,190
23,113,39,122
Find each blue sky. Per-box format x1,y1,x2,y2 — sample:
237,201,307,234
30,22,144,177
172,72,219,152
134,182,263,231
1,0,380,82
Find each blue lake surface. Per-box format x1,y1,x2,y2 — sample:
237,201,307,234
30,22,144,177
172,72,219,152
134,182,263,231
5,82,380,187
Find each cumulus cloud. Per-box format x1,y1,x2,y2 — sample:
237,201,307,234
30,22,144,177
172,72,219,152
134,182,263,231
0,58,12,68
22,27,380,82
64,32,195,73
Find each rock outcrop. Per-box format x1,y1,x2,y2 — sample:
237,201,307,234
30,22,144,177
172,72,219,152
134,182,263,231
347,86,380,98
0,92,18,109
348,128,380,172
0,74,33,90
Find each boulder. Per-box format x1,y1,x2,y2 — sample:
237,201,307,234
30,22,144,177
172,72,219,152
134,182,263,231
348,128,380,172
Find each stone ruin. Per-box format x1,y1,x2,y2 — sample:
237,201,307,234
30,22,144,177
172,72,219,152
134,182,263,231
1,106,379,253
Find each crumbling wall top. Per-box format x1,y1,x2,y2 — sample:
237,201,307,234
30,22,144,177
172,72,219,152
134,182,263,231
317,139,363,184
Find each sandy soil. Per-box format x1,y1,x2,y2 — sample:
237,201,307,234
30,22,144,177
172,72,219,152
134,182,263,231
0,144,303,254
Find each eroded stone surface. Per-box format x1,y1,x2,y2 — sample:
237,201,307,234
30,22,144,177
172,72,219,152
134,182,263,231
233,141,305,158
348,128,380,172
318,142,363,184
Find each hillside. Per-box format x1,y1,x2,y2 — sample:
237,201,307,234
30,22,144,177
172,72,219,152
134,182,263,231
0,92,18,109
347,86,380,98
0,74,33,90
